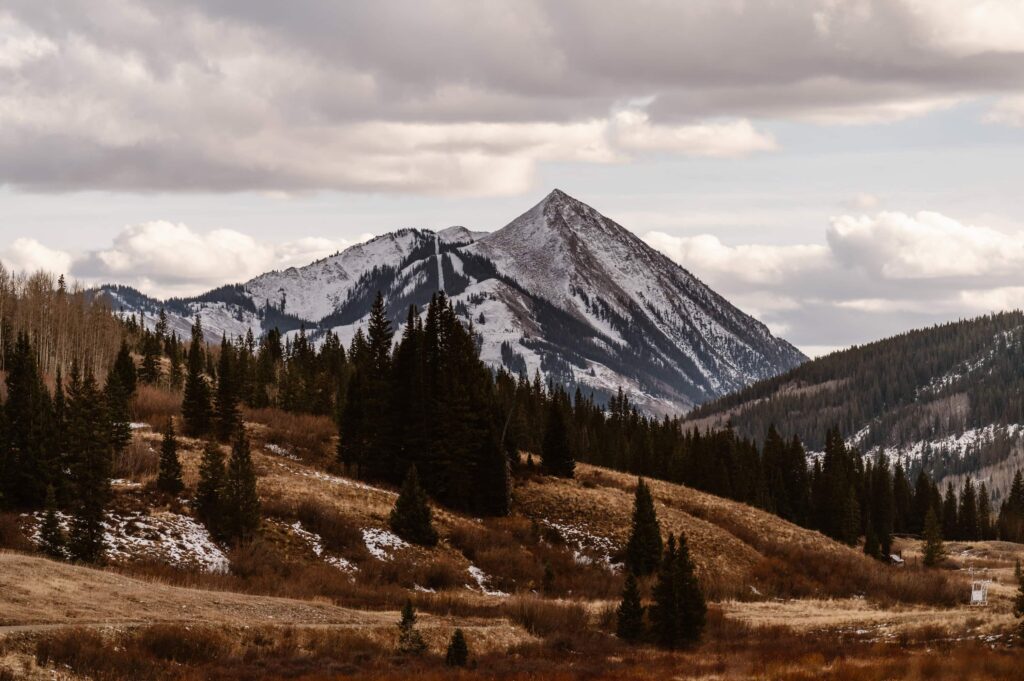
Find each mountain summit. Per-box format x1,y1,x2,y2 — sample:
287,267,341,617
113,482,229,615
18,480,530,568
98,190,805,414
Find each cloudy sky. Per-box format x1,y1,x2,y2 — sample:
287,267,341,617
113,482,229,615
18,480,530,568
3,1,1024,356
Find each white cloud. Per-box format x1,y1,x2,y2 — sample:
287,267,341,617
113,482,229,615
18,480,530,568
985,96,1024,126
643,232,829,284
1,238,73,275
827,211,1024,278
611,110,777,157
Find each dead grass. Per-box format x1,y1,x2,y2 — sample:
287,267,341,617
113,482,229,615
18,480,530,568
113,435,160,480
131,385,181,429
244,407,337,463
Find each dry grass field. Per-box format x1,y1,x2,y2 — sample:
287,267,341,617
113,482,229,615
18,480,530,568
1,406,1022,680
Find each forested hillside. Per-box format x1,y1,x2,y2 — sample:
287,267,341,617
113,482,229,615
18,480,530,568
687,312,1024,497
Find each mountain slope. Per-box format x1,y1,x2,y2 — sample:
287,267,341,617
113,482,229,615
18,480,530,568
96,190,805,414
686,311,1024,502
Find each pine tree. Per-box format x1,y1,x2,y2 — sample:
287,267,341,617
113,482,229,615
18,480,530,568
195,440,226,536
221,427,260,543
66,369,112,564
389,466,438,547
214,335,240,442
105,340,137,455
3,332,56,509
863,517,881,559
616,571,645,642
650,534,678,649
541,399,574,478
182,318,212,437
673,530,706,646
942,482,958,540
922,507,945,568
445,629,469,667
397,599,426,655
39,485,65,559
978,483,993,540
156,418,184,496
624,478,662,577
1015,562,1024,639
959,477,979,541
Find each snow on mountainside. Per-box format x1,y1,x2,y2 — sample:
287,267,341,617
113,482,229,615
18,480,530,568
95,190,805,415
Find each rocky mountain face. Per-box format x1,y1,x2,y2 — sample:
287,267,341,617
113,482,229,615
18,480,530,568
97,189,805,415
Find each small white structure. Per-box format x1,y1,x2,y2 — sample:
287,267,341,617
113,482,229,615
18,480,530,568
968,567,991,606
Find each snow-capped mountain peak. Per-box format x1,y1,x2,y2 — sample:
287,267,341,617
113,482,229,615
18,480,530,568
97,190,805,415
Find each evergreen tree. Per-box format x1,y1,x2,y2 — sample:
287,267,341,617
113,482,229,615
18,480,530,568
389,466,438,547
942,482,958,540
3,332,56,509
978,483,993,540
156,418,184,496
650,534,679,649
220,427,260,543
182,318,213,437
863,517,881,559
105,340,137,455
1015,562,1024,640
195,440,226,536
214,335,241,441
624,478,662,577
397,599,426,655
445,629,469,667
541,399,574,478
922,507,945,568
673,530,706,646
958,477,979,541
66,369,112,564
39,485,65,559
616,571,645,642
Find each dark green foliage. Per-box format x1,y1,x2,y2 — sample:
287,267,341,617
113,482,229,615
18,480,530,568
1015,561,1024,638
650,532,706,649
181,318,212,437
396,600,426,656
923,508,945,568
39,485,65,559
445,629,468,667
156,418,184,496
616,571,645,642
942,482,958,540
214,335,241,442
3,332,56,509
388,466,438,547
959,478,979,541
220,427,260,543
624,478,662,577
195,440,226,536
979,483,993,540
863,518,880,560
999,471,1024,542
541,398,574,478
105,340,137,455
66,368,112,564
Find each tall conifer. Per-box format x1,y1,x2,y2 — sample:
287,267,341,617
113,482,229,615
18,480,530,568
182,318,212,437
156,418,184,496
624,478,662,577
221,427,260,543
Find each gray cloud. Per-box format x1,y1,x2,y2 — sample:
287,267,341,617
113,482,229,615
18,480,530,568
2,1,1024,194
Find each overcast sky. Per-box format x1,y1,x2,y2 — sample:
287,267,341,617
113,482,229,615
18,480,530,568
3,1,1024,356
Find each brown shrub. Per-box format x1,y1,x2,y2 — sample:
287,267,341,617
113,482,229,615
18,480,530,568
113,436,160,480
131,385,181,428
135,624,230,664
507,595,589,637
244,407,336,461
0,513,32,552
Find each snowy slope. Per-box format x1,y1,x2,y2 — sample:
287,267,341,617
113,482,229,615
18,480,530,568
95,190,805,414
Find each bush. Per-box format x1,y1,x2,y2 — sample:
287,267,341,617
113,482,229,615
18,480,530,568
113,437,160,480
0,513,32,552
508,595,589,637
244,407,336,461
131,385,181,429
135,624,228,663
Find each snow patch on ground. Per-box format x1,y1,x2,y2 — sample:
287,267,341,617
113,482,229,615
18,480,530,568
284,520,357,573
362,527,409,561
271,461,394,495
541,520,621,571
32,511,229,573
873,424,1024,464
467,564,509,597
265,443,299,460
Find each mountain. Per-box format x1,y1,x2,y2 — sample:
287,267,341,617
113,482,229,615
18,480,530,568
686,311,1024,503
96,189,805,414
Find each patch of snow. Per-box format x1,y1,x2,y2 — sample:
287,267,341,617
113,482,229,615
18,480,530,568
129,422,149,430
285,520,358,573
467,564,509,597
413,584,436,593
541,519,621,571
362,527,409,561
265,443,299,460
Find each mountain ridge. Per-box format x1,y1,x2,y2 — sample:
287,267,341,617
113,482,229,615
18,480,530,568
96,190,806,414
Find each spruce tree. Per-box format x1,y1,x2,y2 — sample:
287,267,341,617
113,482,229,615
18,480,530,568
4,332,56,509
674,530,706,646
39,485,65,559
389,466,438,547
214,335,240,442
541,399,574,478
105,341,136,456
942,482,958,540
195,440,226,536
650,534,678,649
182,318,213,437
978,483,993,540
863,517,881,559
958,478,979,541
445,629,469,667
922,507,945,568
624,478,662,577
397,599,426,655
66,369,112,564
156,418,184,496
221,427,260,543
616,571,645,642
